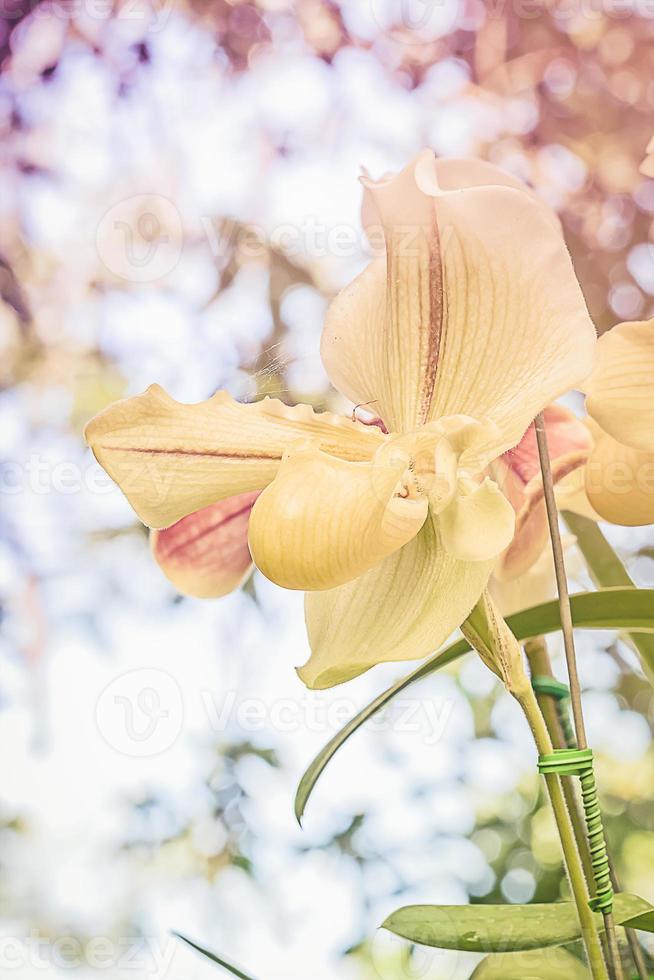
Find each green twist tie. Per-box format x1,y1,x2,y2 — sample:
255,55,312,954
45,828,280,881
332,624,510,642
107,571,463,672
537,748,613,915
531,675,570,700
531,676,576,748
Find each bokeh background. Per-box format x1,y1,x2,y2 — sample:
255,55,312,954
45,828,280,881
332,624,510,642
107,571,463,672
1,1,654,977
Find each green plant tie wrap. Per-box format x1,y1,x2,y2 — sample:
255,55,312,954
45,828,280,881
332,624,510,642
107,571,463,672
531,676,576,748
531,675,569,700
537,748,613,914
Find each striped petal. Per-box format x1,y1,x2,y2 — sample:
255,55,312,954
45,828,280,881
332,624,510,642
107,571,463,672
85,384,386,528
248,449,428,591
151,493,257,598
492,405,592,579
299,512,494,689
584,319,654,453
322,149,596,453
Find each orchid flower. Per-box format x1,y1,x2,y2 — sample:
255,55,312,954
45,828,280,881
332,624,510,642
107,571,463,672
492,320,654,615
86,150,597,689
579,318,654,526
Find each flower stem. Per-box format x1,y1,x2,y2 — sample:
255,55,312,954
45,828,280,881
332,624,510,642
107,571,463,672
534,413,623,980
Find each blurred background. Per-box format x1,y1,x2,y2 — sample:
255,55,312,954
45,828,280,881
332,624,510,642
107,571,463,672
1,1,654,977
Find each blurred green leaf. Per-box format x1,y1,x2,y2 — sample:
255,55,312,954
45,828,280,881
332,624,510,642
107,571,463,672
470,947,589,978
381,893,654,952
173,933,258,979
563,512,654,683
295,588,654,822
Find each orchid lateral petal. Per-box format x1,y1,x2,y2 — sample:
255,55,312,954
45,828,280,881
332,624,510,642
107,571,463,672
585,430,654,527
584,319,654,453
247,449,428,591
150,493,257,599
323,150,596,453
439,477,516,563
85,384,386,528
493,405,592,580
299,513,494,689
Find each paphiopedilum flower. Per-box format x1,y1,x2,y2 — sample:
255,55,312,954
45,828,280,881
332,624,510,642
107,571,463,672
492,320,654,615
579,319,654,526
86,150,596,688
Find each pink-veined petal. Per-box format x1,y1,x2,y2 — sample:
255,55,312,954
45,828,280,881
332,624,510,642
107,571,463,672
151,492,257,598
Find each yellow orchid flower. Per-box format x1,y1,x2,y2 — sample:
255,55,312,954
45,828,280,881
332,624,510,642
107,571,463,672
491,320,653,616
581,319,654,527
85,150,597,689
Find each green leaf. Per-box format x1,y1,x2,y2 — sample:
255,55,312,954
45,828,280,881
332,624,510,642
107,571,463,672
381,893,654,953
563,511,654,683
173,933,257,979
294,638,469,823
295,588,654,822
622,907,654,933
470,947,589,978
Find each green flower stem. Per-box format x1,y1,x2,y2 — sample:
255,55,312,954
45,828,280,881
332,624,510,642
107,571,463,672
525,636,648,980
562,510,654,685
515,682,609,980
